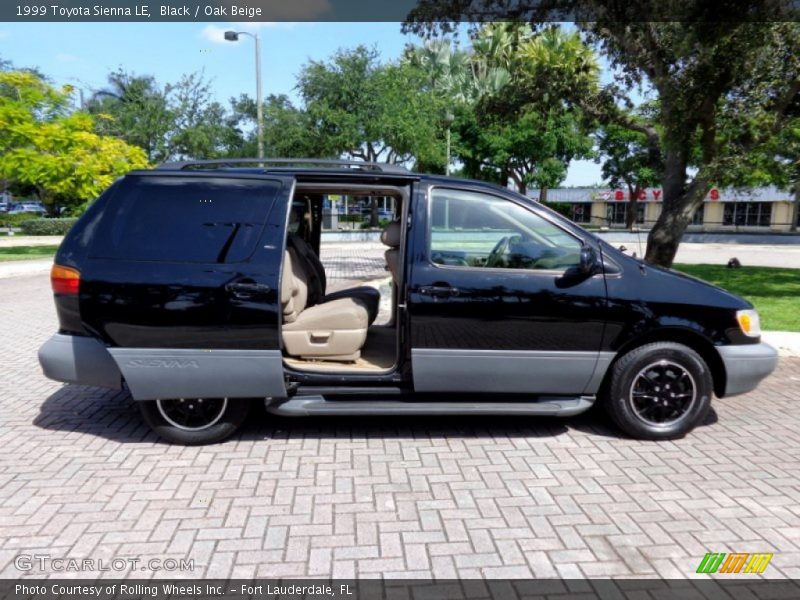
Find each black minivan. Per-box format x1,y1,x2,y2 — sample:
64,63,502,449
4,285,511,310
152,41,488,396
39,159,778,444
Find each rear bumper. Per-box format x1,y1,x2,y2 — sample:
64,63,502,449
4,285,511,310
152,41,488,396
718,342,778,397
38,333,122,389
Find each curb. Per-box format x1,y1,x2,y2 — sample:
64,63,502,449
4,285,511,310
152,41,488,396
762,331,800,358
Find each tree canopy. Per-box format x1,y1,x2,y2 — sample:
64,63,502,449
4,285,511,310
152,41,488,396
404,2,800,265
298,45,447,167
0,71,149,214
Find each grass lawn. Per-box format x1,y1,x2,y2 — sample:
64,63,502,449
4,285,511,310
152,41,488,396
674,264,800,332
0,245,59,262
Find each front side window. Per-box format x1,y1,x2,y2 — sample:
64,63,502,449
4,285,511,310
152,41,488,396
428,188,582,272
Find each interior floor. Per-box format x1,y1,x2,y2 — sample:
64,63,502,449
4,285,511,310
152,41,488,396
284,325,397,373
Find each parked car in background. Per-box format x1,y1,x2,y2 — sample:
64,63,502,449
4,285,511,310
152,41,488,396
0,201,9,213
8,202,46,215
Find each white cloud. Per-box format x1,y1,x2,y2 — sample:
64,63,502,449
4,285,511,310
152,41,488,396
200,25,230,44
55,53,77,63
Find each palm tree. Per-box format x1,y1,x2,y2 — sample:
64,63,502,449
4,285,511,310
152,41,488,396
404,39,473,102
87,70,172,161
518,26,600,96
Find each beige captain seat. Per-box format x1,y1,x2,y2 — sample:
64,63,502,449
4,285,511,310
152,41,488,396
382,221,401,285
281,249,369,361
288,199,381,323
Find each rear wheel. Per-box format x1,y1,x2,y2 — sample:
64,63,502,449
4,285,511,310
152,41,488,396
138,397,251,445
604,342,712,440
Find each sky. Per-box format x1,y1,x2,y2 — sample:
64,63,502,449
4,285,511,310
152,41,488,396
0,21,606,186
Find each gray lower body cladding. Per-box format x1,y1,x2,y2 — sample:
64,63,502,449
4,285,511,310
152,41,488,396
717,342,779,397
411,349,614,395
38,334,287,401
107,348,286,400
38,333,123,390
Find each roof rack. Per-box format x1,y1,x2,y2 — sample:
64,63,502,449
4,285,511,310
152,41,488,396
155,158,411,175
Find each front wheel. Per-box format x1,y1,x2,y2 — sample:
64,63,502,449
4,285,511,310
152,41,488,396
138,397,251,445
604,342,713,440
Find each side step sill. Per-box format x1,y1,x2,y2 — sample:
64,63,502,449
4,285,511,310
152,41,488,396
265,396,595,417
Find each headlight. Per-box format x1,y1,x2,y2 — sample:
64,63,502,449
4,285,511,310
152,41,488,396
736,309,761,338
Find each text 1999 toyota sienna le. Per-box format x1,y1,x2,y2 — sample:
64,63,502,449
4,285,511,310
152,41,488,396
38,159,778,444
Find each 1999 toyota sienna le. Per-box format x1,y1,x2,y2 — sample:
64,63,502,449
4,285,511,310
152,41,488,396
38,159,778,445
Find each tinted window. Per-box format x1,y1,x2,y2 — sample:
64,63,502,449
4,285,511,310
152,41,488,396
91,176,281,263
429,188,582,271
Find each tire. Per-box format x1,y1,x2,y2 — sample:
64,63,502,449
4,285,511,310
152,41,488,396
138,398,251,445
604,342,713,440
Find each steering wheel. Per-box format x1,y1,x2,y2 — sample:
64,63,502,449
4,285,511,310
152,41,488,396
485,236,511,268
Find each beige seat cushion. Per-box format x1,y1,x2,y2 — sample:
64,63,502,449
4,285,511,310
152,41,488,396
281,250,369,360
283,297,369,361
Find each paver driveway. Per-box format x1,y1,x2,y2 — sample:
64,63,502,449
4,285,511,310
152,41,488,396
1,259,799,579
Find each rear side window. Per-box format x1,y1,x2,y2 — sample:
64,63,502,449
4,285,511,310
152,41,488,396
90,176,281,263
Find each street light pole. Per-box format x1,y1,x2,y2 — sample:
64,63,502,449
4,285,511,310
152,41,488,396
253,33,264,159
445,127,451,176
444,110,454,176
225,30,264,159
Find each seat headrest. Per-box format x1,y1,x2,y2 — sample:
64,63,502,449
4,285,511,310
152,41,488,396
381,221,401,248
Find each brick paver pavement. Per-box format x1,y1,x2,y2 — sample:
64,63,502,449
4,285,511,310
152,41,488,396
1,259,799,579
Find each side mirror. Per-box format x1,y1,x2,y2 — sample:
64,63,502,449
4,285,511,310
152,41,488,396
579,245,598,274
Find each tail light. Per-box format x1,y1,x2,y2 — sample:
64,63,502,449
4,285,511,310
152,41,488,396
51,264,80,296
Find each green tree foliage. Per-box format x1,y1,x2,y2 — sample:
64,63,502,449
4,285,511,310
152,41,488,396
167,73,235,160
408,24,596,195
0,71,149,214
589,19,800,265
87,69,236,163
87,69,172,161
405,2,800,266
297,46,446,166
596,115,662,229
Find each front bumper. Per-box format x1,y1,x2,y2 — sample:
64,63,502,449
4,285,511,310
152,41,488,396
38,333,122,389
718,342,779,397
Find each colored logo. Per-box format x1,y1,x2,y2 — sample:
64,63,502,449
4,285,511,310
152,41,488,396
696,552,773,574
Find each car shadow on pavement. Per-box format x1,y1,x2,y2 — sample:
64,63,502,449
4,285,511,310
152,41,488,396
34,384,593,445
34,384,718,445
566,404,719,440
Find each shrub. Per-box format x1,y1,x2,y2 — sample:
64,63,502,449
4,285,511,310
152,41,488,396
0,213,40,228
19,218,78,236
359,219,392,230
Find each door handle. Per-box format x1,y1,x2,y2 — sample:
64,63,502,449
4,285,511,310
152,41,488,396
419,285,459,298
226,281,271,298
